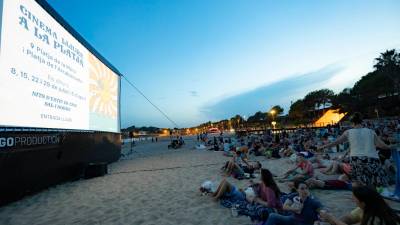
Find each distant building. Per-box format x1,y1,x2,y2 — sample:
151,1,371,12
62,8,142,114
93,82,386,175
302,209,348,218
314,109,347,127
208,127,220,133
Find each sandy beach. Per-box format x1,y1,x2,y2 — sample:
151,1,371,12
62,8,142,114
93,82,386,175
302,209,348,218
0,136,399,225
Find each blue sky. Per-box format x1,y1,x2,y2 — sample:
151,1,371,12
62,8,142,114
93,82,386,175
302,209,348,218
47,0,400,128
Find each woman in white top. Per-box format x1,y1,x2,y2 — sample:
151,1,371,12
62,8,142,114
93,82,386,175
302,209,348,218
318,113,392,187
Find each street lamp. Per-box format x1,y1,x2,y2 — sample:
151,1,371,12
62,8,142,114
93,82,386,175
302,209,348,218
374,108,379,119
271,121,277,129
269,109,276,129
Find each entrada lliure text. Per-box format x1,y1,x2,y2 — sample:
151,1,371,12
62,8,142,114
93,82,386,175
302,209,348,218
18,5,84,67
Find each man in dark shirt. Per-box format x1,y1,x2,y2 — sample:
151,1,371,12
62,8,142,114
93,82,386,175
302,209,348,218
264,181,323,225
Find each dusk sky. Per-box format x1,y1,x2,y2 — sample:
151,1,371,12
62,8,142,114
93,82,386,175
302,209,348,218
47,0,400,128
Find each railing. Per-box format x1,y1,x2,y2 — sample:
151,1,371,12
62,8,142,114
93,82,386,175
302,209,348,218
234,125,337,135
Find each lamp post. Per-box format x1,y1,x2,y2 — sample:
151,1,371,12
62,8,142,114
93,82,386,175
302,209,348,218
269,109,276,129
375,108,379,119
271,121,277,129
261,118,265,130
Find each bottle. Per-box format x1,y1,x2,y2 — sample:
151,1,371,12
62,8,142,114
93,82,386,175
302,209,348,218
292,196,303,213
318,209,331,225
231,204,239,217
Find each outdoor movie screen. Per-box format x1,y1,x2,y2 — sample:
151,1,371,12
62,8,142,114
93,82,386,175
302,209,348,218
0,0,120,132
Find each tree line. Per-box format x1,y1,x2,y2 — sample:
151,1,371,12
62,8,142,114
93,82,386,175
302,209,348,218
194,49,400,131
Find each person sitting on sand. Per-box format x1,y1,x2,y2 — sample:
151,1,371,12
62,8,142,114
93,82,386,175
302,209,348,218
242,161,262,176
178,136,184,145
262,181,323,225
319,184,400,225
263,142,282,159
168,139,182,149
221,149,247,175
212,179,246,201
241,169,284,221
251,169,283,210
223,139,231,155
305,177,352,190
208,136,221,151
280,143,294,157
233,147,250,164
213,170,281,204
320,151,350,174
309,153,331,169
278,153,314,183
250,141,264,156
322,160,351,178
212,169,283,221
221,157,261,178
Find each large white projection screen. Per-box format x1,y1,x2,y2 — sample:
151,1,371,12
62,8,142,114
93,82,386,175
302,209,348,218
0,0,120,132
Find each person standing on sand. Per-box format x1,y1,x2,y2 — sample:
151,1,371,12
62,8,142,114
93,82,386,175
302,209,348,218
129,132,135,152
318,112,393,187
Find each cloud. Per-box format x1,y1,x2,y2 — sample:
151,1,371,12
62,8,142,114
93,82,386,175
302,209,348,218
189,91,198,97
200,64,344,120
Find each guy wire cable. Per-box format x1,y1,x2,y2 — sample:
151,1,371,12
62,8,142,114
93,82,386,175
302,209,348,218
121,75,180,128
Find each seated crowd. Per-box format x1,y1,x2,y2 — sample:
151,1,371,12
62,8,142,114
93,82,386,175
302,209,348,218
199,115,400,225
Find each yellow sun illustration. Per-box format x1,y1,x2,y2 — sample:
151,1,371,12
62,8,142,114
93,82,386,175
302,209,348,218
88,54,118,118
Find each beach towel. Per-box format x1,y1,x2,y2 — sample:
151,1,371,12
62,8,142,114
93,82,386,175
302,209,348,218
232,170,248,180
264,149,272,158
200,180,217,193
220,198,275,221
290,153,297,162
223,151,233,157
195,144,206,150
